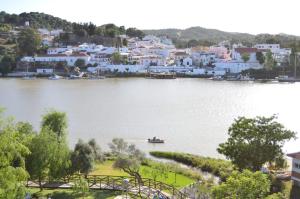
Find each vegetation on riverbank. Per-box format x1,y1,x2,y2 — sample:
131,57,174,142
90,160,196,189
150,151,234,181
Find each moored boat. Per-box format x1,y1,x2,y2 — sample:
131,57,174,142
147,137,164,143
48,74,62,80
148,72,176,79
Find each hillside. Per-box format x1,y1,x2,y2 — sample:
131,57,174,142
0,11,73,30
143,26,255,43
143,26,300,48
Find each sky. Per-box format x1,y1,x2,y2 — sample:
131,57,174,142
1,0,300,35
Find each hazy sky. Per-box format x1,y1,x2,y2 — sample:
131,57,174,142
1,0,300,35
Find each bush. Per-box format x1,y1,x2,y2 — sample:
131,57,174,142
149,151,234,181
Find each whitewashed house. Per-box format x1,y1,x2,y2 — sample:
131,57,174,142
36,68,53,74
254,44,291,63
287,152,300,187
232,48,259,62
213,47,263,73
22,53,91,66
140,55,167,66
209,45,229,59
174,51,190,66
47,47,72,55
192,52,216,67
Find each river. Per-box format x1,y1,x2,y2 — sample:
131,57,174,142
0,78,299,157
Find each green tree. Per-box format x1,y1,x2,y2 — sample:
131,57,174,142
111,52,122,65
17,28,41,56
26,129,57,190
217,115,296,171
73,176,89,198
265,51,276,71
110,138,145,186
125,28,145,39
88,139,104,162
0,109,30,198
143,162,168,183
0,55,16,76
211,170,270,199
74,59,86,68
122,38,128,46
40,110,70,179
0,23,12,32
241,53,250,62
71,139,95,177
41,109,68,141
256,51,265,64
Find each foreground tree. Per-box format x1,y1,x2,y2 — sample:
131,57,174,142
26,129,57,190
73,176,89,199
211,170,270,199
35,110,71,180
88,138,104,162
109,138,145,186
0,109,30,198
217,115,296,171
17,28,41,56
41,109,68,142
71,139,95,177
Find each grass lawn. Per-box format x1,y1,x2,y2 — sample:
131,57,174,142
28,188,123,199
90,161,194,189
90,161,129,176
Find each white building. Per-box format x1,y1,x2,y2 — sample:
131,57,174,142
174,51,190,66
254,44,291,63
287,152,300,187
232,48,259,62
209,45,229,59
21,53,91,66
36,68,54,74
254,44,280,51
140,55,167,66
192,52,216,67
215,61,262,73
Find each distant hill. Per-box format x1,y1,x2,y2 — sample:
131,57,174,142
143,27,255,42
143,26,300,48
144,27,252,41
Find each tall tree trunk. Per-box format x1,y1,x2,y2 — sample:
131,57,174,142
39,177,43,191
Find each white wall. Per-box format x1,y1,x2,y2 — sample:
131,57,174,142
36,68,53,74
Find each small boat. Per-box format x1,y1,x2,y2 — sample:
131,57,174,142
148,72,176,79
211,76,224,81
48,74,62,80
238,74,254,81
277,75,296,83
22,76,36,80
148,137,165,143
69,72,85,80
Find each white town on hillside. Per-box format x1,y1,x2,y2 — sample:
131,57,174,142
17,27,292,77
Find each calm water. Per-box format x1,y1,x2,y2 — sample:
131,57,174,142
0,78,299,158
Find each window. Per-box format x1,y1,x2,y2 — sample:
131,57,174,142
295,163,300,169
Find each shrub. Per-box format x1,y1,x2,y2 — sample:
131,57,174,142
150,151,234,181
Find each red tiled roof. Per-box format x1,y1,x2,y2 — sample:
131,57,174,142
287,152,300,159
235,48,259,54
